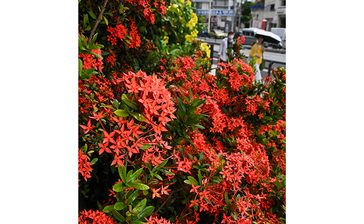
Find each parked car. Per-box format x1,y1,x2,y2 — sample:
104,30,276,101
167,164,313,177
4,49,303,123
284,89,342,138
209,29,227,39
270,28,286,49
198,31,211,38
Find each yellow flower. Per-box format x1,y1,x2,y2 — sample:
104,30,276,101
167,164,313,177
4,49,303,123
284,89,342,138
191,29,198,38
163,35,169,45
186,0,191,6
186,13,198,30
200,43,211,58
185,34,194,42
172,3,178,8
178,0,184,4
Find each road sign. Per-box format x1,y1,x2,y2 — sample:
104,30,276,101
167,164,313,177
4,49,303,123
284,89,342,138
196,9,235,17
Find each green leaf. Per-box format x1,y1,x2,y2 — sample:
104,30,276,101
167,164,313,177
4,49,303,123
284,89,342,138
78,59,83,76
121,94,138,110
197,170,203,184
132,198,147,213
137,206,154,219
187,176,199,186
130,112,146,122
111,210,125,222
103,205,114,213
126,170,133,181
154,174,163,181
113,99,120,109
127,190,140,205
231,212,238,220
114,202,127,211
114,109,129,117
90,158,98,165
194,124,205,130
129,168,144,183
103,16,109,26
140,144,152,151
83,14,89,30
224,192,230,205
88,10,97,20
177,97,186,112
113,183,123,192
184,179,192,185
118,165,127,183
131,183,150,190
152,159,168,172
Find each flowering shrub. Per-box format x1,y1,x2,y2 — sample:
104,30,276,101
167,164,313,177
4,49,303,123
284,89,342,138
79,0,285,223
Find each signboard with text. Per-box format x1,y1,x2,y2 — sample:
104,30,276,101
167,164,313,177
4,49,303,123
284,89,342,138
196,9,235,17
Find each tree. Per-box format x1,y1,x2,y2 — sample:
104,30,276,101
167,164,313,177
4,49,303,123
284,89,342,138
240,1,254,27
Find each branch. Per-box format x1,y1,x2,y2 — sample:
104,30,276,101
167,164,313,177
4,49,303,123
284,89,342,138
88,0,109,44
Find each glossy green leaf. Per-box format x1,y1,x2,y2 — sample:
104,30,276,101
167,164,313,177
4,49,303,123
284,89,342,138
118,165,127,183
132,198,147,213
114,202,127,211
102,205,114,213
131,183,150,190
114,109,129,117
90,158,98,165
140,144,152,151
103,16,108,26
137,206,154,219
154,174,163,181
187,176,199,186
130,112,146,122
184,179,191,185
111,210,125,222
129,168,143,183
127,190,140,205
121,94,138,110
113,183,123,192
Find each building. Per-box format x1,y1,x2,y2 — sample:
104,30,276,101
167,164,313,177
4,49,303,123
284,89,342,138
251,0,285,30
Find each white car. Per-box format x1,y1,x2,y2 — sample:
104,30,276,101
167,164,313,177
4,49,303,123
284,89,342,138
212,29,227,39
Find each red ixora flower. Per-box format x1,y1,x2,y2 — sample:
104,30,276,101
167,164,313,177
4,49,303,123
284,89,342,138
107,24,127,46
128,20,141,48
79,48,103,71
79,209,117,224
78,150,93,181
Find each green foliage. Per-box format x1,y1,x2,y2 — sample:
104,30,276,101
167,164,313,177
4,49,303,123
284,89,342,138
241,1,254,25
166,94,207,145
104,165,153,223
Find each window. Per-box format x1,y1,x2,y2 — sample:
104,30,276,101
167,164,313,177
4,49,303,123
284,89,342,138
270,4,275,11
281,0,286,6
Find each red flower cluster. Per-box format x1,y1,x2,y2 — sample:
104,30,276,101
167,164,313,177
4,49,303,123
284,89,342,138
106,51,116,66
218,58,254,91
79,48,104,71
146,215,171,224
128,20,141,48
236,35,246,46
78,149,93,181
79,209,116,224
107,24,127,46
125,0,166,23
123,70,176,134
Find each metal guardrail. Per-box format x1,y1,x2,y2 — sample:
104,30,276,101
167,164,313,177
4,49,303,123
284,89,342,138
201,39,285,76
265,60,286,76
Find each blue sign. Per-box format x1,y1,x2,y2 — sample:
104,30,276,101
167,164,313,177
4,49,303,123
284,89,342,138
196,9,235,17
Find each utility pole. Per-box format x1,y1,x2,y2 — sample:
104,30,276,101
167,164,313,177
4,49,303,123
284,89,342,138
207,0,212,32
232,0,236,32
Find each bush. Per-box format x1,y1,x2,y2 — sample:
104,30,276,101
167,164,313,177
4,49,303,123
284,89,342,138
78,0,286,223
